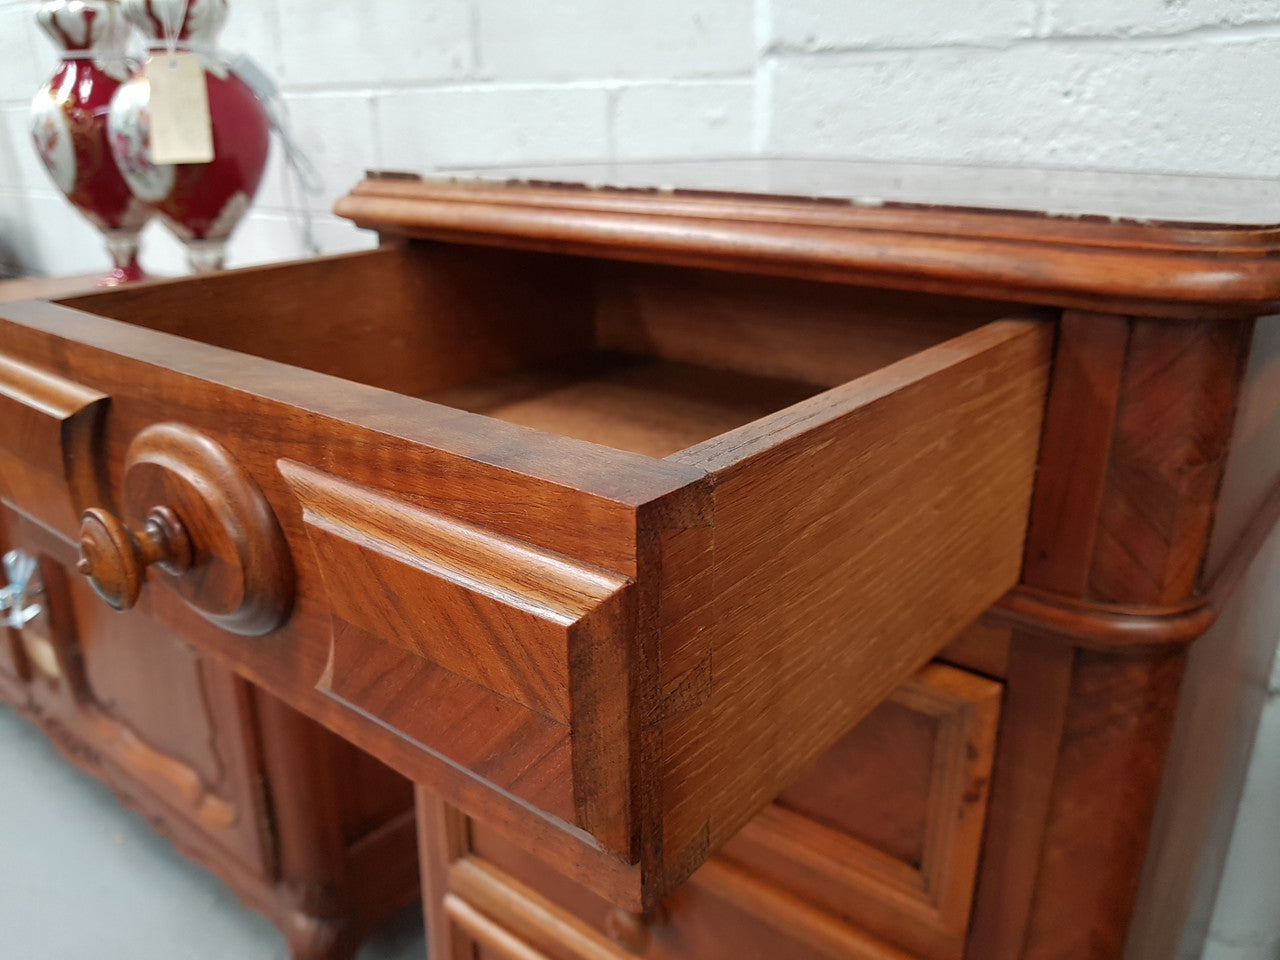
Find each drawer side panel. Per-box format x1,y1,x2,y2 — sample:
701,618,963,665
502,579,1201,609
660,318,1052,894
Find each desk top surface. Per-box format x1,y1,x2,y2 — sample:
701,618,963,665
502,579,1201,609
420,157,1280,228
339,161,1280,319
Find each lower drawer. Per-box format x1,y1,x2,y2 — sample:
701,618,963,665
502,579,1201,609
425,660,1002,960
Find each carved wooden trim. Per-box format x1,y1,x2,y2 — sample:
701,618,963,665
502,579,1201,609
0,353,108,523
989,589,1213,649
418,788,475,960
0,354,107,483
445,892,561,960
280,460,637,854
115,423,295,636
278,459,631,724
987,459,1280,650
444,854,917,960
337,178,1280,319
718,664,1000,960
970,313,1256,960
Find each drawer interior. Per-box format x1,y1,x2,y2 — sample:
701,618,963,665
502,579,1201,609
60,245,1021,459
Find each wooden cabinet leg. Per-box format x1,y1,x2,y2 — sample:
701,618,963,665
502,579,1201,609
417,785,475,960
280,910,356,960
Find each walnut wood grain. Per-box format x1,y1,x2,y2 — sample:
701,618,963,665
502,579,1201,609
990,454,1280,650
0,270,1051,908
457,662,1001,960
280,459,635,854
424,353,820,459
968,312,1256,960
9,169,1278,959
657,319,1050,894
336,176,1280,319
60,246,597,400
592,261,1011,389
1124,318,1280,960
279,460,628,725
446,853,919,960
0,295,696,575
73,423,294,634
0,482,419,960
418,788,475,960
725,664,1002,960
0,354,108,532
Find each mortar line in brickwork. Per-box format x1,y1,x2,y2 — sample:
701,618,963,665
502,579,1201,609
269,71,757,99
1032,0,1051,37
763,18,1280,61
468,0,483,78
604,85,620,162
752,0,772,153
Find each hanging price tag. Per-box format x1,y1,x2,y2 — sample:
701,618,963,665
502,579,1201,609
145,51,214,164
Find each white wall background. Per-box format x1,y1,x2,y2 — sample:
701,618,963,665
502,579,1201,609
2,0,1280,277
1,2,1278,957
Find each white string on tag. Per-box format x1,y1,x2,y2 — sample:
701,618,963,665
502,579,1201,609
144,0,215,165
158,0,188,58
227,51,323,257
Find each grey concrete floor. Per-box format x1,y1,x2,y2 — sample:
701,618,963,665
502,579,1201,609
0,704,426,959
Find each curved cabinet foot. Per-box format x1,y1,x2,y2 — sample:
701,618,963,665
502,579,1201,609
281,910,356,960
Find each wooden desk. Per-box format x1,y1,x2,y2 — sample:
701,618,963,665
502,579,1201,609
0,273,421,960
1,161,1278,960
0,273,101,303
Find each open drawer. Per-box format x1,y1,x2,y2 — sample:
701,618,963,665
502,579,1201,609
0,184,1050,909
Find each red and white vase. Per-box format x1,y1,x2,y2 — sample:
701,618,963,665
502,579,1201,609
107,0,270,272
31,0,150,285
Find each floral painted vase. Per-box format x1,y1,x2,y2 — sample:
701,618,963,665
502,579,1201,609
31,0,150,285
107,0,269,272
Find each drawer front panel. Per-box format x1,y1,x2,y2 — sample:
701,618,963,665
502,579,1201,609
0,294,681,872
280,458,636,848
279,459,627,725
450,858,915,960
0,353,107,532
458,663,1001,960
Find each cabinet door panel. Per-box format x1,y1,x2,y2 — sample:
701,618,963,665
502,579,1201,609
2,506,270,878
442,662,1001,960
722,663,1001,960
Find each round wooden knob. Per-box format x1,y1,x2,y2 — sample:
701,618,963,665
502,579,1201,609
78,505,192,610
72,423,293,635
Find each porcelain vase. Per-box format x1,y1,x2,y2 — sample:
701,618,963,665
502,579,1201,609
31,0,150,285
107,0,270,272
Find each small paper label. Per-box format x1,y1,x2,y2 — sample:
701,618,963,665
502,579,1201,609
145,51,215,165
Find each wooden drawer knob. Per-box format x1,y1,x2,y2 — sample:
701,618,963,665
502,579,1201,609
77,505,191,610
74,423,293,635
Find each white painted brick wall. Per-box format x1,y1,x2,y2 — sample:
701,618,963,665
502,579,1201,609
0,2,1278,950
273,0,473,86
2,0,1278,278
376,84,611,169
473,0,756,80
772,0,1036,49
613,80,755,158
1042,0,1280,37
769,36,1280,174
